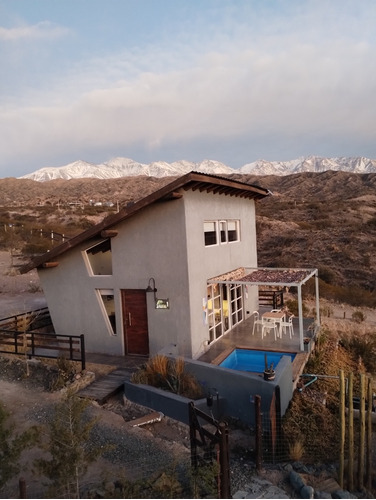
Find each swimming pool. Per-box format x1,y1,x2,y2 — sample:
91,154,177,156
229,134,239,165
219,348,296,373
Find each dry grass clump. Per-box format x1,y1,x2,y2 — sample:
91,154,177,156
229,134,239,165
131,355,204,400
282,322,375,463
288,439,305,461
282,389,341,463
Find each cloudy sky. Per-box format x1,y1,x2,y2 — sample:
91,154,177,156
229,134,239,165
1,0,375,178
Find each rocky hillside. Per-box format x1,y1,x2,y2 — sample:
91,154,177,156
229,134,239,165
1,171,376,294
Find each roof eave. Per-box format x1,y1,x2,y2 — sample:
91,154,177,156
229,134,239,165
20,171,270,274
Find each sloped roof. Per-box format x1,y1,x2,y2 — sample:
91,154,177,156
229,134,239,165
20,171,271,273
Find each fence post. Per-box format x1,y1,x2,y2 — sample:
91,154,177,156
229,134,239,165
188,402,197,469
30,331,35,356
255,395,262,472
80,334,86,371
366,377,372,491
348,372,354,491
19,477,26,499
14,332,18,354
275,386,282,460
358,374,365,490
218,421,230,499
339,370,345,489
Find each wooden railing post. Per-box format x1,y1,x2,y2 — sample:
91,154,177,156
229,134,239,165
14,332,18,354
80,334,86,371
30,331,35,356
218,421,230,499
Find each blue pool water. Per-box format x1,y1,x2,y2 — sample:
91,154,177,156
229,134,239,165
219,349,296,373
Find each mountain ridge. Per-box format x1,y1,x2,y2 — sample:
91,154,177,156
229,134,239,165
19,155,376,182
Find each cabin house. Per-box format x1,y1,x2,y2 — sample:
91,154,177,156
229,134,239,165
21,171,319,360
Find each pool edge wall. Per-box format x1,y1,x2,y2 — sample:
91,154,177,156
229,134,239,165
124,356,293,427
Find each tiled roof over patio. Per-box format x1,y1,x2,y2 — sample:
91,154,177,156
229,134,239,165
208,267,317,286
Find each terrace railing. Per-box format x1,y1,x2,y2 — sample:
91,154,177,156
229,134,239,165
0,307,52,332
258,289,284,309
0,329,86,371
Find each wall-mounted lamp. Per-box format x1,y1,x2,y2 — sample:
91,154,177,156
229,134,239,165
146,277,157,302
146,278,169,309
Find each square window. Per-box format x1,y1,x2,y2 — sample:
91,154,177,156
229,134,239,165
227,220,239,242
204,221,217,246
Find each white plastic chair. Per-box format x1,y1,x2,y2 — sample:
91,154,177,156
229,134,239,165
252,311,263,335
280,315,294,338
262,318,278,341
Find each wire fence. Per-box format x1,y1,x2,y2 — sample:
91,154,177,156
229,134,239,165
2,391,375,499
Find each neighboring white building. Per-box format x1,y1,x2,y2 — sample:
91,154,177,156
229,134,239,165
21,172,271,359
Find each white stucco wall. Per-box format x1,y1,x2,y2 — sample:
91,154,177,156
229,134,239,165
183,190,259,358
38,188,260,358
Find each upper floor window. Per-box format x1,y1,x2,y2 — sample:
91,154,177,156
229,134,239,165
204,220,240,246
227,220,240,242
85,239,112,275
204,221,218,246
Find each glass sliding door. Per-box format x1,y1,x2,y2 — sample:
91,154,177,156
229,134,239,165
207,282,243,343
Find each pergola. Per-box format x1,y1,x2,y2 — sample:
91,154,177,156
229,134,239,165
208,267,320,351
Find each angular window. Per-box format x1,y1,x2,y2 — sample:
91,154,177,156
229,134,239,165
97,289,116,335
204,221,218,246
85,239,112,275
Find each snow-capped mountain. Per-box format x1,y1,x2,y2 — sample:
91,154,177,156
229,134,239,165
19,158,235,181
19,155,376,181
240,156,376,175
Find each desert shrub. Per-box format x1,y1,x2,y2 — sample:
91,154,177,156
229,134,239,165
285,299,309,317
352,310,366,323
50,356,77,391
366,216,376,228
27,282,42,293
320,305,333,318
306,279,376,308
22,241,52,255
318,265,337,285
282,390,341,463
339,333,376,375
0,401,39,491
131,355,204,399
34,390,103,498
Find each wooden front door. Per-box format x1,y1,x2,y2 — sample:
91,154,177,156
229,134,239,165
121,289,149,356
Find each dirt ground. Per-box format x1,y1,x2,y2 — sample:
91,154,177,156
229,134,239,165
0,251,194,497
1,250,376,498
0,251,47,317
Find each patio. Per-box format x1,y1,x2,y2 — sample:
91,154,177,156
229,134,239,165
207,266,320,353
198,308,315,386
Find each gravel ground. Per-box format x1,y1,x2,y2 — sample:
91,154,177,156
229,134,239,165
0,355,269,499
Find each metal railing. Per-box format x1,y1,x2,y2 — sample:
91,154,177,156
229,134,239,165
0,328,86,371
0,307,52,331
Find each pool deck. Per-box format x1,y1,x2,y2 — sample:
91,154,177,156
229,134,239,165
198,311,314,385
